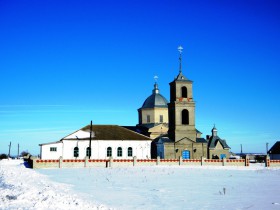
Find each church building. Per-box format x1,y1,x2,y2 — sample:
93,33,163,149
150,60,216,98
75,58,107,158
39,46,231,160
138,46,231,159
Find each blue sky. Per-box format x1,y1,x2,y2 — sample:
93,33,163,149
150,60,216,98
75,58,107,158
0,0,279,155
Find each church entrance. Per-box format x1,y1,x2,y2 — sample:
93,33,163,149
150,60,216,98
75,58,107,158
182,150,190,159
220,154,226,159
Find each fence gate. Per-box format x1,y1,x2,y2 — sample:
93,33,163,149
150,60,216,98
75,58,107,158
182,150,190,159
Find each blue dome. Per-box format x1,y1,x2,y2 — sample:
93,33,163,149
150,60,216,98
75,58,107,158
141,83,168,108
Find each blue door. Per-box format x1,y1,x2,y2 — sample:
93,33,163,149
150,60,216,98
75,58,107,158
220,154,226,159
182,150,190,159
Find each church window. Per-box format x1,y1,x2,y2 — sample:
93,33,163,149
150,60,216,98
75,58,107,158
117,147,122,157
86,147,91,157
160,115,163,123
127,147,133,157
50,147,57,152
147,115,150,123
74,147,79,158
182,109,189,125
107,147,112,157
181,86,187,98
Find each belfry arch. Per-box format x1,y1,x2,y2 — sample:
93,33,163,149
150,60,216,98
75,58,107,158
182,109,189,125
181,86,187,98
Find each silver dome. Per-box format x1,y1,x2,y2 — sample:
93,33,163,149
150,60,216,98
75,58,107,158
141,83,168,108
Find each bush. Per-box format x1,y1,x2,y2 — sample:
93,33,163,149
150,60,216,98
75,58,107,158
21,151,30,157
0,154,8,160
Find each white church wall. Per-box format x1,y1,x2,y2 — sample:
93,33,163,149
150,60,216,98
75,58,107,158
40,142,63,160
41,140,151,160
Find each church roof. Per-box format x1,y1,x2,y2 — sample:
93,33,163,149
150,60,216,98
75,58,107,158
141,83,168,108
268,141,280,154
208,135,230,149
62,125,151,141
196,138,208,143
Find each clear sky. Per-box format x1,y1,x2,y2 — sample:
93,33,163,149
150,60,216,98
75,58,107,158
1,0,279,156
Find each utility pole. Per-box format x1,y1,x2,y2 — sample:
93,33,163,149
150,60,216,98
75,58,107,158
89,121,92,159
266,142,269,154
8,142,11,158
240,144,243,154
18,144,20,159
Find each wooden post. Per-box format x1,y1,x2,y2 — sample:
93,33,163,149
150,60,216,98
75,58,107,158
8,142,11,158
89,121,93,159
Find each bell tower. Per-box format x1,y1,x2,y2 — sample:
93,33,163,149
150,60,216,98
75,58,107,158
168,46,197,142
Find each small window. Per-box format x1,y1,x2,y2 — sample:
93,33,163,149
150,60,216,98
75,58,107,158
127,147,133,157
107,147,112,157
147,115,150,123
160,115,163,123
86,147,91,157
74,147,79,158
117,147,122,157
50,147,57,152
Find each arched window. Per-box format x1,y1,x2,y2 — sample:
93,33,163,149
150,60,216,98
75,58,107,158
181,86,187,98
74,147,79,158
117,147,122,157
86,147,91,157
182,109,189,125
127,147,133,157
107,147,112,157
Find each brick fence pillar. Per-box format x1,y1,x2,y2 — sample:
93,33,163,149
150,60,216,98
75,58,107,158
201,156,205,166
223,158,226,166
133,156,137,166
265,155,270,167
179,156,182,166
156,156,160,165
85,157,88,168
245,155,250,167
109,157,113,167
59,156,63,168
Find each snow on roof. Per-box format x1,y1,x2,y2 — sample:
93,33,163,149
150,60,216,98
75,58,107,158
39,141,62,146
63,130,90,140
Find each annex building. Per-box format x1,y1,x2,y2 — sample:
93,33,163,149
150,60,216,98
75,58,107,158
39,46,231,160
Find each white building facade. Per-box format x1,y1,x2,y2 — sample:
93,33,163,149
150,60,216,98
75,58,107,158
40,125,152,160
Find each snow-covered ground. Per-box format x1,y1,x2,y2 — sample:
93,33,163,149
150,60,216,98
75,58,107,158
1,160,280,210
0,160,107,210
